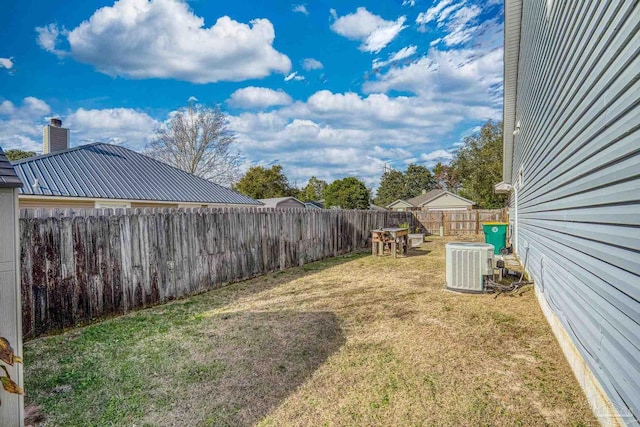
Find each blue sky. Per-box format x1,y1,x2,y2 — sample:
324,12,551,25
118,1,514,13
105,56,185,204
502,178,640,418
0,0,504,189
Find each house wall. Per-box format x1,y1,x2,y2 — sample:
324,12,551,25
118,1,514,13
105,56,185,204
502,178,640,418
19,197,95,209
423,194,472,211
510,1,639,424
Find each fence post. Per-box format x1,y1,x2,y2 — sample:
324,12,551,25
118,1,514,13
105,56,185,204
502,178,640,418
475,210,480,234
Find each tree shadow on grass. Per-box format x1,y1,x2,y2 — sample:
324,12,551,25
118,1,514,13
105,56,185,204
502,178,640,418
24,254,359,427
144,310,345,427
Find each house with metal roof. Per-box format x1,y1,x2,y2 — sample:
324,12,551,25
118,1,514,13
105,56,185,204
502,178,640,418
386,189,474,212
11,119,261,209
499,1,639,424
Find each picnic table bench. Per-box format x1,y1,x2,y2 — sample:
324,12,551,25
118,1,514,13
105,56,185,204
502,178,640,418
371,228,409,258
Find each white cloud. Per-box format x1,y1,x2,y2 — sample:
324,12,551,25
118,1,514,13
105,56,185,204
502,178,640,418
421,149,453,161
292,4,309,15
442,5,481,46
284,71,305,81
66,108,159,149
0,97,53,152
0,97,51,118
330,7,407,53
0,101,15,115
302,58,323,71
402,0,416,6
37,0,291,83
0,58,13,69
363,47,503,111
416,0,455,27
420,148,455,168
227,87,292,109
372,45,417,69
35,23,66,56
416,0,488,47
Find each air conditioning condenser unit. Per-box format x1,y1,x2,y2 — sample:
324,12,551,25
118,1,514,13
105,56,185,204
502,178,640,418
445,242,494,293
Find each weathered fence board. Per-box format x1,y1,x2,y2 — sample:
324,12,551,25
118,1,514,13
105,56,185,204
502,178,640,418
412,209,506,235
20,208,413,338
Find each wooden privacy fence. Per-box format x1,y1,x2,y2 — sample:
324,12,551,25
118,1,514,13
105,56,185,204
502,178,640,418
412,209,506,235
20,208,413,338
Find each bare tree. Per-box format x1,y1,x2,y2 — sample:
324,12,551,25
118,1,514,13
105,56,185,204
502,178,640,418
147,102,242,187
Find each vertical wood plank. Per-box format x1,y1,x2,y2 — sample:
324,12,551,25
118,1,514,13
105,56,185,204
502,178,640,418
19,208,423,336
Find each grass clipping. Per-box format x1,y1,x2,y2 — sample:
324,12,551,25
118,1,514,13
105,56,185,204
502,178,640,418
24,237,594,426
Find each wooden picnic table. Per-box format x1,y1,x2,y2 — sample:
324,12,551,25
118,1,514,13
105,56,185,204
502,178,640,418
371,228,409,258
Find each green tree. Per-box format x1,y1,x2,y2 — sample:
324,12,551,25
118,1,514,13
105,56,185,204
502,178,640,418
403,163,436,198
374,163,436,206
299,176,328,202
324,177,370,209
232,165,294,199
374,169,405,207
433,162,459,192
451,120,507,208
5,149,36,161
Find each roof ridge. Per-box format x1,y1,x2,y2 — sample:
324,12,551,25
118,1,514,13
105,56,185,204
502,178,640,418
10,142,104,164
406,189,444,202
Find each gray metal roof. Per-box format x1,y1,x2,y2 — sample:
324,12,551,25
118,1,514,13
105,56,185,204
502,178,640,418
0,146,23,188
11,143,260,205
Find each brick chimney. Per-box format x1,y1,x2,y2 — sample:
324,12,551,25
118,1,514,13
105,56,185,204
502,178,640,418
43,118,69,154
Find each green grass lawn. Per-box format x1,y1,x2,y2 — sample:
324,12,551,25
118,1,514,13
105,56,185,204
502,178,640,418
24,236,595,426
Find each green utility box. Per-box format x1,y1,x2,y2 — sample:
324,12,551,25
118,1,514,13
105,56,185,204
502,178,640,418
482,222,508,255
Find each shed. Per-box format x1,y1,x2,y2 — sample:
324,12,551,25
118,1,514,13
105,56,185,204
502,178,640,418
0,146,24,426
258,197,306,209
